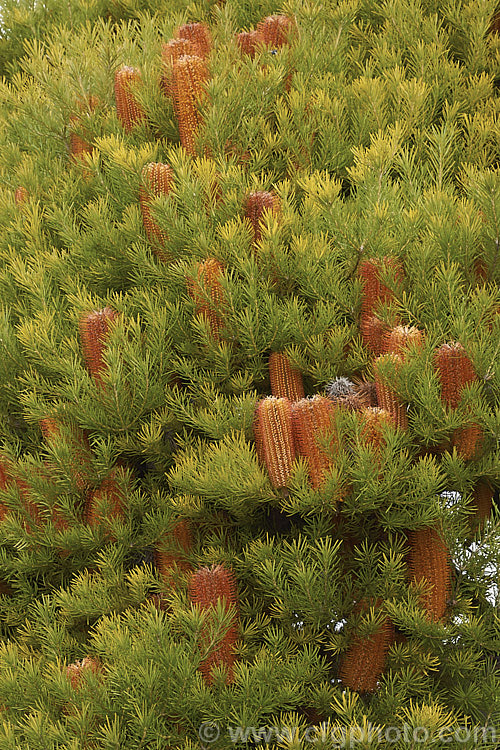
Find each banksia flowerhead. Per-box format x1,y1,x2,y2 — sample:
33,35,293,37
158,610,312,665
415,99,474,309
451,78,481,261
354,379,378,408
358,257,403,318
452,421,482,460
39,417,94,491
373,354,408,430
326,377,356,401
291,396,336,490
434,342,477,409
139,162,174,259
69,95,99,164
188,258,226,340
85,467,127,530
360,315,390,356
358,407,392,450
469,481,494,533
171,55,208,157
155,519,193,586
0,455,13,522
161,38,194,95
175,22,211,59
114,66,145,133
254,396,295,489
79,307,119,386
66,657,102,690
339,600,393,693
188,564,238,685
256,14,297,48
269,351,304,402
384,324,424,355
14,186,28,206
244,191,280,245
236,30,261,57
407,525,451,622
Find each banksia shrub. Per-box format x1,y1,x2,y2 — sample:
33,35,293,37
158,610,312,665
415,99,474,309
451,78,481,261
360,315,390,356
155,519,193,586
69,95,98,164
79,307,119,386
188,564,238,685
187,258,226,340
244,190,280,245
175,22,211,59
269,351,304,402
339,600,393,693
171,55,208,157
256,14,297,48
114,66,145,133
384,325,424,356
236,30,260,57
373,354,408,430
254,396,295,489
139,161,174,259
14,186,28,206
161,38,194,95
85,467,127,530
407,525,451,622
66,657,102,690
433,342,477,409
291,396,336,490
39,417,94,491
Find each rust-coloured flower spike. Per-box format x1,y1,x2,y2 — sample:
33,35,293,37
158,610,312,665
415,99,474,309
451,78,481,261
139,162,174,260
354,379,378,408
39,417,94,492
254,397,296,489
256,15,297,48
384,325,424,355
360,315,390,357
79,307,119,386
291,396,336,490
171,55,208,157
188,564,238,685
407,525,451,622
69,95,99,164
469,481,494,533
188,258,226,340
161,38,194,95
358,257,403,319
339,600,394,693
85,467,126,530
155,519,193,586
14,186,29,206
114,66,145,133
269,351,304,402
244,191,280,245
236,30,261,58
373,354,408,430
358,407,392,450
0,455,12,522
175,22,211,59
66,657,102,690
452,421,482,461
434,342,477,409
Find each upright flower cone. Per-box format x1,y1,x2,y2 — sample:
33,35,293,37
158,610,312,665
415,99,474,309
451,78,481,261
69,95,99,166
469,481,494,534
433,342,477,409
407,525,451,622
254,397,295,489
155,519,193,587
175,22,211,59
236,30,261,57
0,455,13,522
39,417,94,491
339,599,393,693
187,258,226,341
14,186,29,206
373,354,408,430
79,307,119,386
139,162,174,260
171,55,208,157
244,191,280,245
188,564,238,685
360,315,390,356
358,407,392,450
161,38,194,95
452,421,482,460
269,351,304,402
384,324,424,356
358,257,402,319
66,657,102,690
85,466,127,532
291,396,336,490
256,15,298,48
114,66,145,133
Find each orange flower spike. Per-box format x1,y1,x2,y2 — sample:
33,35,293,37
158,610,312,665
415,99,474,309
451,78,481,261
188,258,226,340
359,407,392,450
161,38,194,95
171,55,208,157
114,66,145,133
188,564,238,685
244,191,280,245
452,422,482,461
469,481,494,533
0,455,13,522
254,397,296,489
358,257,403,318
360,315,390,356
256,15,297,48
155,519,193,584
434,342,477,409
39,417,93,492
14,186,29,206
175,22,211,59
384,325,424,356
85,467,127,529
373,354,408,430
407,525,451,622
139,162,174,259
69,95,99,164
269,351,304,402
339,602,393,693
79,307,119,386
236,30,261,58
291,396,336,490
66,657,102,690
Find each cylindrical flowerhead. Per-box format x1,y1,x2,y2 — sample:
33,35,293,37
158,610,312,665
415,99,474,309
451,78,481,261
291,396,336,490
85,467,127,530
236,30,261,58
384,325,424,355
139,162,174,259
469,481,494,533
354,379,378,408
452,420,482,461
114,66,145,133
0,455,13,522
358,407,392,450
269,351,304,402
66,656,102,690
175,22,211,59
69,95,99,164
155,519,193,586
360,315,390,357
14,186,29,206
256,15,298,48
254,397,296,489
339,600,393,693
39,417,94,491
187,258,226,340
171,55,208,157
434,342,477,409
373,354,408,430
161,38,194,95
358,257,403,318
188,564,238,685
407,525,451,622
79,307,119,386
244,191,280,245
